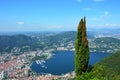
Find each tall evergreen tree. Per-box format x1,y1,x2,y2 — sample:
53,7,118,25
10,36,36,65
75,17,89,79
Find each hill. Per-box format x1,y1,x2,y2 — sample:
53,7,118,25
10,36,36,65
0,31,120,53
90,37,120,52
0,35,37,53
78,51,120,80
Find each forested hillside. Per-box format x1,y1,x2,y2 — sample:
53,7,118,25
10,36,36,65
78,51,120,80
0,32,120,53
0,35,37,52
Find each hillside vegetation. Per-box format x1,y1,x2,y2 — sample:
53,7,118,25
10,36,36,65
78,51,120,80
0,35,37,52
0,31,120,53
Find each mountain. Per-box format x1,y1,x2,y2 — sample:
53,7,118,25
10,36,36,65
41,31,76,46
0,35,37,53
0,31,120,53
0,32,76,53
90,37,120,52
94,37,120,43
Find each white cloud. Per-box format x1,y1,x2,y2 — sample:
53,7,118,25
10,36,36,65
88,18,98,21
88,11,110,21
88,23,120,28
47,25,63,29
17,21,24,25
104,11,109,15
93,0,104,2
76,0,82,3
100,11,110,18
83,8,91,11
105,23,120,27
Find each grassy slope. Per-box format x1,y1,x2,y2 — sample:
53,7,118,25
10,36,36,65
78,51,120,80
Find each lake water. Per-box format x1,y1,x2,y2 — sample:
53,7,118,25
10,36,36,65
30,51,111,75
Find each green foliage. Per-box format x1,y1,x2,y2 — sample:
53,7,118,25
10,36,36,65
75,17,90,79
0,31,76,53
0,32,119,54
0,35,38,52
77,51,120,80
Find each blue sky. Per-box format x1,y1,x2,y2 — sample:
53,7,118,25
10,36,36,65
0,0,120,32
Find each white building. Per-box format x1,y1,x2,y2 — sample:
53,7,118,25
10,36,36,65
0,71,5,79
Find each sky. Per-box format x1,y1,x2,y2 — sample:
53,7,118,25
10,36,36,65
0,0,120,32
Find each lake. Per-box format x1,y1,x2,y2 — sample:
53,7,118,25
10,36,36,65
30,51,111,75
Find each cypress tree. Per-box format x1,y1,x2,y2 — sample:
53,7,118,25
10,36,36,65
75,17,89,79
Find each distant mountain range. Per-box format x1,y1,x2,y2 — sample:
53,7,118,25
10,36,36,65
0,31,120,53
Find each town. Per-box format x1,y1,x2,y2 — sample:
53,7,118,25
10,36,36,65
0,31,120,79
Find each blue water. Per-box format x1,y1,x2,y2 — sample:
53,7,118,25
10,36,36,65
30,51,111,75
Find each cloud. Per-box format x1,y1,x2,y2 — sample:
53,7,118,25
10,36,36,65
83,8,91,11
88,23,120,28
100,11,110,18
93,0,104,2
76,0,82,3
47,25,63,29
105,23,120,27
17,21,24,25
88,18,98,21
88,11,110,21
